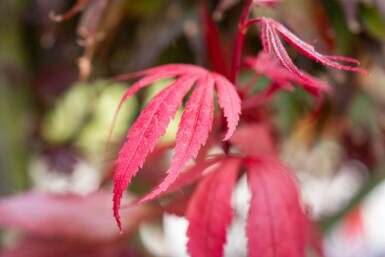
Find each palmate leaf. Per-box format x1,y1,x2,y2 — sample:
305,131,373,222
139,74,215,203
253,17,367,84
244,157,306,257
244,52,330,97
112,64,241,230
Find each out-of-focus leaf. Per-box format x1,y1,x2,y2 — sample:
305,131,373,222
42,83,95,144
0,236,137,257
126,0,168,18
200,3,230,77
245,157,307,257
77,82,138,156
348,92,376,131
42,81,137,157
359,3,385,41
0,78,29,193
0,0,31,193
186,158,240,257
337,0,361,32
320,0,354,54
0,191,149,241
230,123,276,156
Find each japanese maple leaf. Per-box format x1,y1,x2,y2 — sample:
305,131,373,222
244,52,329,97
0,191,148,241
229,122,276,156
138,154,315,257
111,64,241,230
186,158,241,257
250,17,367,83
244,157,307,257
172,155,309,257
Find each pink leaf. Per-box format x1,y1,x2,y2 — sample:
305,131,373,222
186,158,241,257
111,65,240,229
113,75,197,229
0,237,133,257
258,18,367,75
244,52,329,98
139,74,215,203
245,157,306,257
164,157,225,194
134,158,224,205
107,67,200,150
214,74,241,140
230,123,276,156
0,191,148,242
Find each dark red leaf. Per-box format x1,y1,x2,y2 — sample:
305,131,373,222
200,4,230,77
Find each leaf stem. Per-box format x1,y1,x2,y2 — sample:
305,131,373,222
229,0,253,85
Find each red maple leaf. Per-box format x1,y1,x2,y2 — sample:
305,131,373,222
244,52,330,97
111,64,241,230
160,156,311,257
246,17,367,84
244,156,307,257
186,158,241,257
242,52,330,110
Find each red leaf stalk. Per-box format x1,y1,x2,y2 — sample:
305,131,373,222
230,0,253,84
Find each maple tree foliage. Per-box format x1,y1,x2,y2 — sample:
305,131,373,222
0,0,376,256
108,0,367,256
186,158,241,257
245,157,306,257
252,17,367,76
111,64,241,229
242,52,329,106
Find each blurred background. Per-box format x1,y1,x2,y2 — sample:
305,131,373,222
0,0,385,256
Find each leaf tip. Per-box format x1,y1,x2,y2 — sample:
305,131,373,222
113,191,123,232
